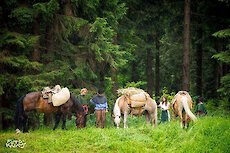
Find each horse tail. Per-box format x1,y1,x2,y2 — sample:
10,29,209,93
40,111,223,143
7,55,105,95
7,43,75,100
181,96,197,122
15,96,25,130
113,97,121,117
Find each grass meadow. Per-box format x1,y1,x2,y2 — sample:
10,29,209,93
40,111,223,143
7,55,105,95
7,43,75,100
1,109,230,153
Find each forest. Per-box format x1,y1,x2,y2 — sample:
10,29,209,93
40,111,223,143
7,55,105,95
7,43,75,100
0,0,229,130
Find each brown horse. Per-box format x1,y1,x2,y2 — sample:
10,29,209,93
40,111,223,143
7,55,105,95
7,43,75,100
112,95,157,128
171,91,197,128
15,92,86,133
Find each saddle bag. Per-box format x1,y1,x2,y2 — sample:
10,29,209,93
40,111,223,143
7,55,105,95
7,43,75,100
52,87,70,106
130,92,147,107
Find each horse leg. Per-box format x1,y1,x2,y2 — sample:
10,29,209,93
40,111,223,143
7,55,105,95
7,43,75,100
146,109,157,128
178,111,183,128
145,111,150,123
152,115,157,128
22,113,29,133
61,114,67,130
53,112,61,130
172,112,177,121
124,111,128,128
15,116,24,134
185,114,190,128
130,108,133,118
150,112,157,128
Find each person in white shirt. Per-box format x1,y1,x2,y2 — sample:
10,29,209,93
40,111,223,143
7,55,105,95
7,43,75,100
159,97,170,123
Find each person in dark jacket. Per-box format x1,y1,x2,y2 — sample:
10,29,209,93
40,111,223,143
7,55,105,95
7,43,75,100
76,88,89,114
90,89,108,128
195,97,207,117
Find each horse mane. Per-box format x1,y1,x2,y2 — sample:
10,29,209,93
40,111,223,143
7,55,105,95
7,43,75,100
117,87,149,97
70,94,85,113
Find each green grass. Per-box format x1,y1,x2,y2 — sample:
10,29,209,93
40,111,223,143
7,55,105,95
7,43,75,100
1,114,230,153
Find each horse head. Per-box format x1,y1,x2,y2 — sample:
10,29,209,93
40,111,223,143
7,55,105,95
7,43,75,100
114,115,121,128
76,111,86,128
70,94,87,128
113,97,123,128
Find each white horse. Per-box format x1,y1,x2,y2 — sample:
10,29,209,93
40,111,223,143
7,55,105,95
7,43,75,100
171,91,197,128
113,95,157,128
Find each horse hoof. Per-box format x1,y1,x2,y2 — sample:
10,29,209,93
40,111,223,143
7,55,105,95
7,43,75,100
16,129,21,134
23,130,29,133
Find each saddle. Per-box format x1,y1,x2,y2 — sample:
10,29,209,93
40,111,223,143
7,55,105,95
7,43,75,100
42,85,61,101
41,85,70,106
118,87,150,116
127,92,149,107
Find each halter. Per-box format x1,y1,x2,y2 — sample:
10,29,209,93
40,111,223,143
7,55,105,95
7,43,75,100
114,114,120,119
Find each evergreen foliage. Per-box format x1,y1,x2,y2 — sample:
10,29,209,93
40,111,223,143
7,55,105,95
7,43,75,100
212,28,230,97
0,0,229,129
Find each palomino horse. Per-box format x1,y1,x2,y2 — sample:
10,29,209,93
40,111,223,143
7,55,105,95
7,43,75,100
15,92,86,133
113,95,157,128
171,91,197,128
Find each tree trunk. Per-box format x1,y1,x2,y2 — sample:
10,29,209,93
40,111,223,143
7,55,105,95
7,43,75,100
63,0,73,16
182,0,191,91
111,66,118,96
99,70,105,89
32,19,40,61
155,32,160,102
196,24,203,96
146,48,154,97
0,97,3,130
46,19,58,60
111,35,119,96
131,60,138,82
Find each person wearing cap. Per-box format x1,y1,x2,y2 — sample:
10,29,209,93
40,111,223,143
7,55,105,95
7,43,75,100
76,88,89,114
90,89,108,128
195,97,207,116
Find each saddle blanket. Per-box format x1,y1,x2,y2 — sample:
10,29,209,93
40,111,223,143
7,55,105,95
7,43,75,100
52,87,70,106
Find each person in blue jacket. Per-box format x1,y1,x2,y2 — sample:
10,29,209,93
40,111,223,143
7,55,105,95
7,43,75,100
90,89,108,128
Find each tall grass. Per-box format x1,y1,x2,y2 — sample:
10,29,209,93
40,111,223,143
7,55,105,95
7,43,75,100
1,113,229,153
